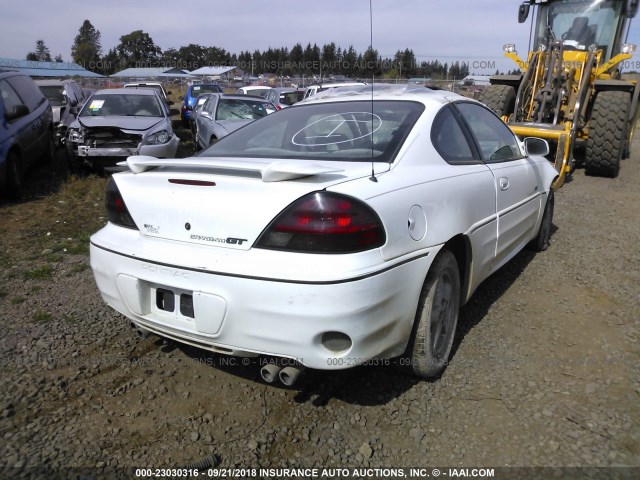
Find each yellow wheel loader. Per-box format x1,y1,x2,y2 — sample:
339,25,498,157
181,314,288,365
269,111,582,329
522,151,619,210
480,0,640,187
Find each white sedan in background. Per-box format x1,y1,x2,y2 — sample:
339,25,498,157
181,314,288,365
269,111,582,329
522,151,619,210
193,94,276,149
90,85,557,383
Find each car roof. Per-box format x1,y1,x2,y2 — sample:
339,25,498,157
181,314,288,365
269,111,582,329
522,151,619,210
93,88,159,96
35,79,72,86
216,93,272,101
301,84,464,107
307,82,366,89
124,82,162,87
0,70,25,79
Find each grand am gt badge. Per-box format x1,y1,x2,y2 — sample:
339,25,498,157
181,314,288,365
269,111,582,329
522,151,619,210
189,234,248,246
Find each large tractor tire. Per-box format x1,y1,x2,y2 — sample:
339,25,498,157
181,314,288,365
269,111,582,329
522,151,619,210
478,85,516,118
585,91,631,178
623,102,639,159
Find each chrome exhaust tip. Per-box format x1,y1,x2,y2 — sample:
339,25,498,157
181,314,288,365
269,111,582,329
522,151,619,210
260,364,282,383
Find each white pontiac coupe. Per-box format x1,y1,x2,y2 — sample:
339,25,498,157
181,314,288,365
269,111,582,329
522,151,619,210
90,85,557,380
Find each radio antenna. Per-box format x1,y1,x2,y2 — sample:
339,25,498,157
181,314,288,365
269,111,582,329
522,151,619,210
369,0,378,182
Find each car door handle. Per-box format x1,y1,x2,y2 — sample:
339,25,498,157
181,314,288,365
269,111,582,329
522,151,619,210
499,177,509,191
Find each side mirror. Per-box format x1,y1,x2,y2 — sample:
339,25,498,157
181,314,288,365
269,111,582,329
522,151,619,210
524,137,550,156
518,3,531,23
199,111,211,120
5,104,29,121
169,108,180,117
68,106,79,116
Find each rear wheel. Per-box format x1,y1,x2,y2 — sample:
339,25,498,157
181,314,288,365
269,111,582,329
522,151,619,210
409,249,460,379
529,190,554,252
4,152,23,200
41,133,55,165
585,91,631,178
478,85,516,118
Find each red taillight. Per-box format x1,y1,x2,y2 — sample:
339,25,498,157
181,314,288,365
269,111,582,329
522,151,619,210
255,192,386,253
105,178,138,230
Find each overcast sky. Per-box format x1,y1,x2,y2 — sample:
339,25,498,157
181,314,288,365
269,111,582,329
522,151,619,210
1,0,638,73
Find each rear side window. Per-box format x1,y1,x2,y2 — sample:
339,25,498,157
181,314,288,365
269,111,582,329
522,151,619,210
431,106,475,163
0,79,23,117
7,75,45,112
10,77,45,111
454,102,522,162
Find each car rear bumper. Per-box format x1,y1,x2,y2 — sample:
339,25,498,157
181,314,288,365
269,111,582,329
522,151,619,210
90,228,436,370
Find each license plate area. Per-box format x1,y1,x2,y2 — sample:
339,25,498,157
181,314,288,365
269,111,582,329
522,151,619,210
153,287,195,319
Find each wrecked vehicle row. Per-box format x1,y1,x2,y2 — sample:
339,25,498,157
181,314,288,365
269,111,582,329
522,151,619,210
66,88,179,171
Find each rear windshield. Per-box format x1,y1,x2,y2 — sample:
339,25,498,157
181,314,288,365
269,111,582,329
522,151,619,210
201,100,424,163
38,86,66,106
280,91,304,105
191,85,222,95
240,88,271,97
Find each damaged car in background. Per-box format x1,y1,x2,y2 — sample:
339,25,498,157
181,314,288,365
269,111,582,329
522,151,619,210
35,79,87,147
66,88,179,172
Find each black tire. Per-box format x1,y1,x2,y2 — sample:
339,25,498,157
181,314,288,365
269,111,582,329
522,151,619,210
585,91,631,178
41,134,55,166
409,249,460,379
478,85,516,118
3,152,23,200
65,143,82,176
529,190,554,252
623,104,639,159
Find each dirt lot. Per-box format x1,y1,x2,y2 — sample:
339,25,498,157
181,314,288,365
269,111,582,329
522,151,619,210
0,129,639,478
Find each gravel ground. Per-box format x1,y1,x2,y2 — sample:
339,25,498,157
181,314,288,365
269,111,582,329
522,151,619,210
0,133,638,479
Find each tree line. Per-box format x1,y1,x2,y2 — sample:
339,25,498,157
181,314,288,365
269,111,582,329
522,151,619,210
28,19,509,79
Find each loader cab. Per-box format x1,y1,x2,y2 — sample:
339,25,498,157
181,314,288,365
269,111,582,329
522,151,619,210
521,0,634,61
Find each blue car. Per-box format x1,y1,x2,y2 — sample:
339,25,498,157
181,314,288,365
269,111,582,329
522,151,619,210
180,84,223,126
1,70,54,199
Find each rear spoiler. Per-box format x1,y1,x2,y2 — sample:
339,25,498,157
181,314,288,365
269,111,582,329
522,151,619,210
119,155,343,182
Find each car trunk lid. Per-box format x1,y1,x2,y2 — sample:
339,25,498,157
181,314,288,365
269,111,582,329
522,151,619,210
114,156,385,251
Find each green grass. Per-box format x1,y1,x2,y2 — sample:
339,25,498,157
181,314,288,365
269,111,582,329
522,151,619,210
5,270,18,280
24,264,54,280
33,310,53,323
62,314,78,324
65,233,92,255
10,296,25,305
70,263,89,274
